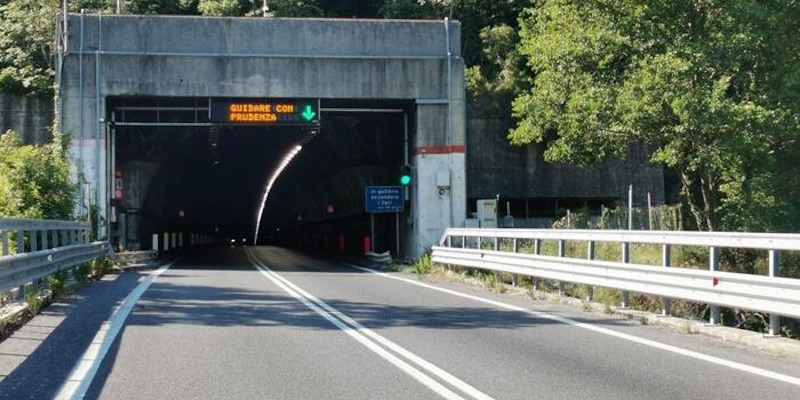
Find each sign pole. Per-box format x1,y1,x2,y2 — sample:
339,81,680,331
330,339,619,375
370,214,375,253
395,212,400,257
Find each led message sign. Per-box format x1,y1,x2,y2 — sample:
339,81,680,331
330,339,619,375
210,98,320,126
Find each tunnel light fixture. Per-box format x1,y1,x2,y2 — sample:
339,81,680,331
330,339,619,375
254,145,303,245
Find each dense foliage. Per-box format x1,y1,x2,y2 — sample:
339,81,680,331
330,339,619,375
509,0,800,232
0,130,76,219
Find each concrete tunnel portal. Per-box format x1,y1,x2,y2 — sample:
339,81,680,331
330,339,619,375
58,14,467,258
109,96,413,256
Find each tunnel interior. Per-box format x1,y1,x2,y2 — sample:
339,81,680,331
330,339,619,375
109,97,413,256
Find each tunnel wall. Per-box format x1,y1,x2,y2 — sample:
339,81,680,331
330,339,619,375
59,14,466,257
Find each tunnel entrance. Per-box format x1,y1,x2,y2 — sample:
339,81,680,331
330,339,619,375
108,96,413,257
59,15,466,257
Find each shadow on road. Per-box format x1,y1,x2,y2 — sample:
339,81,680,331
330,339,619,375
0,272,143,400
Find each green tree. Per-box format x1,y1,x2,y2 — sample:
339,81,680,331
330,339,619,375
0,0,115,94
127,0,197,14
0,130,76,219
509,0,800,232
0,0,61,93
464,24,524,115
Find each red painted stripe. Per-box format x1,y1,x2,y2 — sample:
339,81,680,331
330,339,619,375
413,145,466,155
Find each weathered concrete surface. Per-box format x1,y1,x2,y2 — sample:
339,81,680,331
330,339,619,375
0,93,53,144
59,14,466,257
467,118,664,206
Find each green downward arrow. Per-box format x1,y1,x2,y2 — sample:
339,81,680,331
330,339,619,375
301,105,317,121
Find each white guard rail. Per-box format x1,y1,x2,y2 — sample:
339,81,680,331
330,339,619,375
432,229,800,335
0,218,108,293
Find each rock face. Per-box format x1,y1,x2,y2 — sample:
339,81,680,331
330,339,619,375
0,93,54,144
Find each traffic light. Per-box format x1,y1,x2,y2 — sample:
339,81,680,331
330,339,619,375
399,165,412,186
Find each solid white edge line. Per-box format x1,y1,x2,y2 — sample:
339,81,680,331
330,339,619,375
56,260,177,400
339,261,800,388
246,250,495,400
243,251,468,400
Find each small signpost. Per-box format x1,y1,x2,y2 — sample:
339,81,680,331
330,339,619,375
365,186,404,254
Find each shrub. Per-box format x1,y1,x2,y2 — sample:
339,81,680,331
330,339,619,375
414,253,433,275
24,285,42,315
90,257,112,279
73,263,92,284
47,269,69,297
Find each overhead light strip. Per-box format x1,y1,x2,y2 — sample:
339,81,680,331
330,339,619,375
253,145,303,244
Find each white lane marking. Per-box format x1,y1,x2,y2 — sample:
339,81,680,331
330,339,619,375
246,251,495,400
245,251,489,400
340,262,800,387
56,261,177,400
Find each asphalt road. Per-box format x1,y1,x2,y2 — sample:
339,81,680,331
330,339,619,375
3,246,800,399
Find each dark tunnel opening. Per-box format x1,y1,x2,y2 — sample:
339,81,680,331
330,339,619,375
109,97,412,257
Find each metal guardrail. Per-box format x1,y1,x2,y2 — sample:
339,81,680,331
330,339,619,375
1,218,107,297
0,242,109,292
433,228,800,336
1,218,92,256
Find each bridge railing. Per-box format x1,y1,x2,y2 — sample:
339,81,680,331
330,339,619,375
0,218,109,296
432,228,800,336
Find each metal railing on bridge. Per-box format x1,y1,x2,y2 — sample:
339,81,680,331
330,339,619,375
432,228,800,336
0,218,109,294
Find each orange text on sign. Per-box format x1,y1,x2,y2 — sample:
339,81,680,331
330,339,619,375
227,103,296,123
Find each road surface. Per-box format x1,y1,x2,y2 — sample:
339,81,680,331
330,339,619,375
2,247,800,399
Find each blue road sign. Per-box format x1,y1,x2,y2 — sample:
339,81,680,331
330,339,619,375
365,186,404,213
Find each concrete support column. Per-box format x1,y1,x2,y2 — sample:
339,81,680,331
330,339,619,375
409,102,466,258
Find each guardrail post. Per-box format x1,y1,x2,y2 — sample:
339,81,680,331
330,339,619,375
586,241,595,301
41,230,49,250
17,230,25,254
558,239,566,296
52,230,59,248
709,246,720,325
60,230,67,247
445,235,453,272
30,230,38,252
493,237,499,284
460,235,465,249
662,244,671,316
2,230,9,255
533,238,541,291
621,242,630,308
511,238,518,286
768,249,780,336
163,233,170,251
477,236,481,250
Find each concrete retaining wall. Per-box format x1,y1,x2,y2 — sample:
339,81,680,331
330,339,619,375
0,93,53,144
